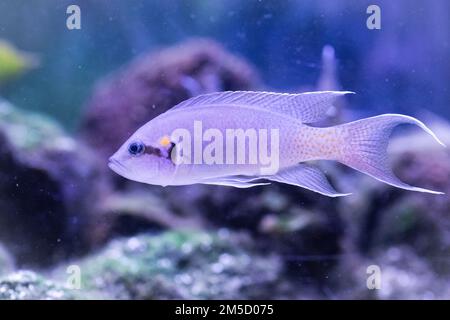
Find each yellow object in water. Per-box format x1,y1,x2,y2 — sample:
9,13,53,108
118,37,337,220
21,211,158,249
0,40,38,83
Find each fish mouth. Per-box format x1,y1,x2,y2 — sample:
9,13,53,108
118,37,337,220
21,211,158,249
108,158,127,176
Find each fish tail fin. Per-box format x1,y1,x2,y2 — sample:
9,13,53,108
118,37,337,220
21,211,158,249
335,114,445,194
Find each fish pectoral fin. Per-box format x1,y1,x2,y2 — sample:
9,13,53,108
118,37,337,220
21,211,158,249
200,175,270,188
263,164,351,197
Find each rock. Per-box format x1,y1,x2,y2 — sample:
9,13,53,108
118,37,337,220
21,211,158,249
96,182,344,287
159,174,344,283
53,230,293,299
337,121,450,288
334,246,450,299
80,38,260,159
0,99,108,267
0,230,319,299
373,144,450,274
371,247,450,299
0,271,75,300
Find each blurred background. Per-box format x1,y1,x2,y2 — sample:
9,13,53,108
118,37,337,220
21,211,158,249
1,0,449,127
0,0,449,299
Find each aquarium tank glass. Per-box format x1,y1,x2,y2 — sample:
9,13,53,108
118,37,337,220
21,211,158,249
0,0,449,302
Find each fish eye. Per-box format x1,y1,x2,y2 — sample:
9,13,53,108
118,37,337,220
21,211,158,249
128,141,145,156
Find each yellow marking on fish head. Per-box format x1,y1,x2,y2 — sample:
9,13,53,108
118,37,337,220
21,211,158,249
159,135,171,147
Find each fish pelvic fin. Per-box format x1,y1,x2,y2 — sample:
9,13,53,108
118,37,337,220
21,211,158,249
200,175,270,188
335,114,445,194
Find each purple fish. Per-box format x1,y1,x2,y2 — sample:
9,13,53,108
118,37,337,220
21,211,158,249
108,91,445,197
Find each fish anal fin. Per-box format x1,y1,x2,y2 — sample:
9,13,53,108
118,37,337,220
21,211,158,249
263,164,350,197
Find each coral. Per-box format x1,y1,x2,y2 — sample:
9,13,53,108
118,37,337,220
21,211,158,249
57,230,291,299
0,230,301,300
0,271,75,300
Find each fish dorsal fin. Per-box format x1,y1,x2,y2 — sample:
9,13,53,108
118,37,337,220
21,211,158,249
170,90,353,123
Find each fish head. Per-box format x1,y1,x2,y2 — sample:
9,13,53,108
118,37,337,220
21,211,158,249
108,128,178,186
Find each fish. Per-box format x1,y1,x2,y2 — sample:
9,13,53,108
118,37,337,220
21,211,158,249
108,91,445,197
